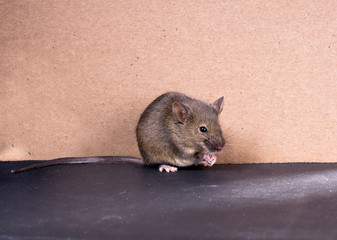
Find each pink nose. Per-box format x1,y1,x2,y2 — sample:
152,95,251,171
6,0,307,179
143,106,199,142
216,145,223,151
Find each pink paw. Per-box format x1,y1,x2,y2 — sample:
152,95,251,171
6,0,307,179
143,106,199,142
159,164,178,173
201,153,217,167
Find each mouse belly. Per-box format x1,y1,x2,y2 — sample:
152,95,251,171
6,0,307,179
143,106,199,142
158,154,217,173
174,152,217,167
173,158,195,167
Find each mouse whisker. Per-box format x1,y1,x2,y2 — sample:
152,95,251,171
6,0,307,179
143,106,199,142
223,132,234,139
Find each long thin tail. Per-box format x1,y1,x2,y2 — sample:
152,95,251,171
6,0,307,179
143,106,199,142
11,156,143,174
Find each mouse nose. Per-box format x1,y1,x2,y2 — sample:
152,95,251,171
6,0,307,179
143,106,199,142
217,139,225,151
208,138,225,152
216,145,223,151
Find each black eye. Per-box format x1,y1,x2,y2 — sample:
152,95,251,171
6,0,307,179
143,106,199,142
199,126,208,133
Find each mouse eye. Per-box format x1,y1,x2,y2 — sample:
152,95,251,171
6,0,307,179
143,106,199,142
199,126,208,133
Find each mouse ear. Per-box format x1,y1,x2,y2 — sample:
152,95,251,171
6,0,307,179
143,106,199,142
172,102,190,124
211,97,224,115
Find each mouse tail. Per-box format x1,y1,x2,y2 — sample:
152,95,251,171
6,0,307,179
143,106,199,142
10,156,143,174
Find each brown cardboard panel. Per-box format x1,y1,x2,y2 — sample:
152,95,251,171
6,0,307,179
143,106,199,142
1,1,337,163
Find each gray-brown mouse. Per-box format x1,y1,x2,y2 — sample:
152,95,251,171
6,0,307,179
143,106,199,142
11,92,225,173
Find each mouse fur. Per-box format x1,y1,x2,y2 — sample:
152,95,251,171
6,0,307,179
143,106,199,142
137,92,225,170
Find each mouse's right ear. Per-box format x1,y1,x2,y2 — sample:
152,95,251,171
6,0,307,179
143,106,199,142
172,102,190,124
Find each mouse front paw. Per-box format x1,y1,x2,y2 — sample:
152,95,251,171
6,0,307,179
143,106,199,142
201,153,217,167
159,164,178,173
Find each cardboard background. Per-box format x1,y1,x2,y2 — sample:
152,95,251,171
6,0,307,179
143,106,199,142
1,1,337,163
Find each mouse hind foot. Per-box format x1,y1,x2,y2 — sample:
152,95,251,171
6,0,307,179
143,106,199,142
159,164,178,173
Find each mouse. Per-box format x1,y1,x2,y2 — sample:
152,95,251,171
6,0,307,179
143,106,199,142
11,92,225,173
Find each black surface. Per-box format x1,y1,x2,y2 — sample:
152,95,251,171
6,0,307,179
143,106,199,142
1,161,337,240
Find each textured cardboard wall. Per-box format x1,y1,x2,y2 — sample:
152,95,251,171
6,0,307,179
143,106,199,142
1,1,337,163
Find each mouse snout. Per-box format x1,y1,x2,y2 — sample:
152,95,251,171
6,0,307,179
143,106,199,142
208,138,225,152
215,141,225,151
216,144,224,151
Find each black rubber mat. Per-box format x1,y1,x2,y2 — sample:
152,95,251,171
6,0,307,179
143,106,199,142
1,161,337,240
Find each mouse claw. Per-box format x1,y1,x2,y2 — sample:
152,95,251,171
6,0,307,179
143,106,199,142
201,162,208,167
201,153,217,167
159,165,178,173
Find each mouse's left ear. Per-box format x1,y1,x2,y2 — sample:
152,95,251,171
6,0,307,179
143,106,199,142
211,97,224,115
